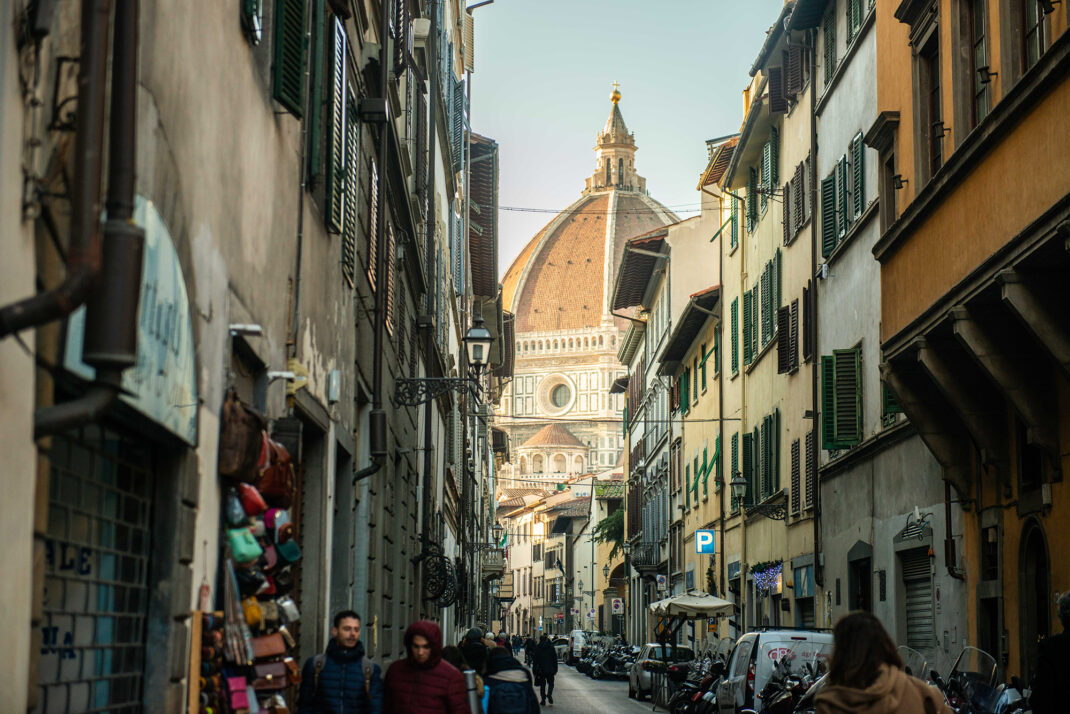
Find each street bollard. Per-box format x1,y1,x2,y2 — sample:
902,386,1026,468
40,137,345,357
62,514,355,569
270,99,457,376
464,669,483,714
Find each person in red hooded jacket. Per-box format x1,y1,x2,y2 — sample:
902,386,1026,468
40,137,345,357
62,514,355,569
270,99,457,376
383,620,470,714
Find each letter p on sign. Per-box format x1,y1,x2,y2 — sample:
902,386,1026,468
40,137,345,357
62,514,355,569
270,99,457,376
696,530,715,554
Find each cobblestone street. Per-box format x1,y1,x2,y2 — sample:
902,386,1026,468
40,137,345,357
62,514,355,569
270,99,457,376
540,666,661,713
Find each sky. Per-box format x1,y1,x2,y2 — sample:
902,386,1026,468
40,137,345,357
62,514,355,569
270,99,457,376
469,0,787,275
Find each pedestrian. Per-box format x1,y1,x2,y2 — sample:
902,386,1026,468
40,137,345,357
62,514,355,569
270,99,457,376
383,620,469,714
511,634,522,657
814,611,952,714
443,645,483,700
482,646,540,713
297,610,383,714
532,634,558,706
1030,591,1070,714
460,626,490,675
523,636,536,667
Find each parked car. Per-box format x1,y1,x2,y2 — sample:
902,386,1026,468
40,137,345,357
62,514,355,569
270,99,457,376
715,629,833,714
567,629,594,665
627,643,695,700
553,636,569,661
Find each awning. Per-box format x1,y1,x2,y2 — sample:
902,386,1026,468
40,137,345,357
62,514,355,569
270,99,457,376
648,590,735,618
657,286,721,374
610,230,669,311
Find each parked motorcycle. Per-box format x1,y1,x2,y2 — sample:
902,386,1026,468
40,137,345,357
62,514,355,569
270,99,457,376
590,643,636,680
930,646,1031,714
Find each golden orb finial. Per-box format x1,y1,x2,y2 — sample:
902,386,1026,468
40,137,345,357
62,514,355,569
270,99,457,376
611,81,621,104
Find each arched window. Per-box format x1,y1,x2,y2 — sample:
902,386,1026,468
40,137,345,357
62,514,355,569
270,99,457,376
519,455,528,473
553,454,567,473
606,161,611,186
533,454,544,473
618,158,624,184
574,455,584,473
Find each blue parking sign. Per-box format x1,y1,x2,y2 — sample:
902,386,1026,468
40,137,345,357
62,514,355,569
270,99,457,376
696,530,716,554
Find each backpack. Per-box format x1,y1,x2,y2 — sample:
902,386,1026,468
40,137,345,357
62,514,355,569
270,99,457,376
486,679,539,714
313,653,374,698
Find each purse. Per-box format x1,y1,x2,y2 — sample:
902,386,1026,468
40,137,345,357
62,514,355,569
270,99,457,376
238,483,268,516
242,597,262,627
260,544,279,571
235,564,269,597
276,595,300,623
283,656,302,685
227,528,263,564
218,388,266,482
251,631,287,659
276,539,301,564
252,660,289,690
257,438,295,508
224,489,249,527
226,676,249,709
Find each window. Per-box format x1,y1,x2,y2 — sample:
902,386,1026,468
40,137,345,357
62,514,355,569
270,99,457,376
692,357,699,402
921,36,944,178
776,298,799,374
747,169,758,232
823,9,837,86
741,432,754,506
273,0,308,117
730,433,740,507
880,150,897,232
881,380,902,427
700,346,708,390
366,158,379,290
848,0,863,42
731,298,740,374
742,291,753,366
241,0,264,45
681,368,691,415
805,430,816,507
802,281,813,362
821,348,862,449
551,384,571,408
1021,0,1046,71
619,158,624,185
730,196,739,249
851,134,865,219
790,438,801,515
969,0,989,125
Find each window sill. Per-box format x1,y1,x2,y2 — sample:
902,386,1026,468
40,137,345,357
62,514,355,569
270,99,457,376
816,7,876,117
785,216,813,248
745,331,778,375
825,200,879,267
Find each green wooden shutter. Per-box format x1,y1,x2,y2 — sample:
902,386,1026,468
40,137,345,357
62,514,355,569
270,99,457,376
700,344,707,389
273,0,308,117
759,416,769,499
820,174,837,257
306,0,326,182
742,291,753,365
741,432,754,506
693,456,701,496
731,433,739,502
747,168,758,230
730,196,739,248
821,355,837,448
685,465,691,508
325,17,346,233
882,381,902,418
681,369,690,414
761,142,771,211
731,298,740,373
770,127,780,186
823,9,837,86
837,155,850,235
834,348,862,445
341,90,359,285
622,403,628,437
773,408,781,491
852,134,865,218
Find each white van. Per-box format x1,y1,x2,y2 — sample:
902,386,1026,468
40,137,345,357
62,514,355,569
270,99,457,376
716,629,833,714
567,629,590,665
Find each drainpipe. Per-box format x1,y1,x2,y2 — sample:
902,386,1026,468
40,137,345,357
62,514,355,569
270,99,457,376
808,27,824,591
0,0,111,339
36,0,144,438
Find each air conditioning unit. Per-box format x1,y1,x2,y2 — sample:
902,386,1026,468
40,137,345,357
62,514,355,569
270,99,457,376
413,18,430,49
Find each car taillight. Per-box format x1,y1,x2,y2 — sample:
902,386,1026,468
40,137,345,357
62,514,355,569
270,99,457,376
747,661,755,692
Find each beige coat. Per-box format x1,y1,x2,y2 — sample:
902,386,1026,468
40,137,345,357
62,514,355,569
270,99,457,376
815,664,953,714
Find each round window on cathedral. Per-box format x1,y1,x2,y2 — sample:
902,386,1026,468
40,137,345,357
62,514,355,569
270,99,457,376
551,384,571,408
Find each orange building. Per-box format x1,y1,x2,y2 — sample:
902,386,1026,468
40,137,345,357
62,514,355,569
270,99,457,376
869,0,1069,680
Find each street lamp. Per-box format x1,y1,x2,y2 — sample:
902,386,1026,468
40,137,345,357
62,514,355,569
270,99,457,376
603,564,610,580
729,471,747,506
463,312,493,375
492,522,503,544
394,314,494,406
730,470,787,520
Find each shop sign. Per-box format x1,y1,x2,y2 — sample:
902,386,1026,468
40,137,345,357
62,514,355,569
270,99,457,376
65,196,198,445
696,529,716,553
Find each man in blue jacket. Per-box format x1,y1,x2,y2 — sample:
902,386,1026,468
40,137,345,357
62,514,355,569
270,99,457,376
298,610,383,713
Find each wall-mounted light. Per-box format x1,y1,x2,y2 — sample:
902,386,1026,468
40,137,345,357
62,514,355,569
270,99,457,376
892,174,909,190
977,65,998,84
1039,0,1059,15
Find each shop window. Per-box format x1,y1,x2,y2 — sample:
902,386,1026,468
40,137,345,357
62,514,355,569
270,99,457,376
848,557,872,611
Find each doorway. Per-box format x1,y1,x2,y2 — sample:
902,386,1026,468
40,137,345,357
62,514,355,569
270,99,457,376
1018,520,1050,681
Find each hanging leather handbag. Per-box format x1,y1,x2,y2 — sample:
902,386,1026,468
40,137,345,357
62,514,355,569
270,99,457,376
251,631,287,659
218,388,266,482
252,661,289,690
257,439,295,508
227,528,263,564
260,599,280,628
241,597,263,628
265,508,289,534
238,483,268,516
260,544,280,572
283,656,302,685
275,539,301,564
224,489,248,527
234,564,269,597
226,676,249,709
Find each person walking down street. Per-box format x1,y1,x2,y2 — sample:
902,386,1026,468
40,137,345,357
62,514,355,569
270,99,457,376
512,634,522,657
1031,592,1070,714
523,636,536,667
297,610,383,714
460,626,491,676
383,620,469,714
482,646,540,713
815,611,952,714
532,634,559,706
443,645,483,701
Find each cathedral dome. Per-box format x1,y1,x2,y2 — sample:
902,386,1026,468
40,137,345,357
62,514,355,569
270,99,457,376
501,93,678,333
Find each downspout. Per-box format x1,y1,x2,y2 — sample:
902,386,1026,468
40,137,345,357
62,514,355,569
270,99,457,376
808,27,824,591
36,0,145,438
0,0,111,338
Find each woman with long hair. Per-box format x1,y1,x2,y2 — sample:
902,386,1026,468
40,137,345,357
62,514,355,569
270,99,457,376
815,612,952,714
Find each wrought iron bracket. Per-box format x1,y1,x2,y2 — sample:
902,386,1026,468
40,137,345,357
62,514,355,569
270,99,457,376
393,377,476,407
746,502,788,521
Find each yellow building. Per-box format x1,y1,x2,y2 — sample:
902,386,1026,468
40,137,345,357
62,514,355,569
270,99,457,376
871,0,1069,680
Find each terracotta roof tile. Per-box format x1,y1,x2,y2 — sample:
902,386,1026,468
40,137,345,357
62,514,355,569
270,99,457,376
520,423,585,448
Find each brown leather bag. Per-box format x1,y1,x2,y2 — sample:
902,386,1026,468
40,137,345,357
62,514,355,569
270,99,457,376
251,631,287,659
257,439,295,508
218,388,266,482
252,660,289,690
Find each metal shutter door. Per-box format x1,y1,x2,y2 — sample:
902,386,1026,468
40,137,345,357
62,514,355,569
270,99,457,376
902,548,934,650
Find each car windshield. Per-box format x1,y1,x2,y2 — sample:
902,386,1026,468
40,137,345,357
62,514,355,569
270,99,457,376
647,645,694,661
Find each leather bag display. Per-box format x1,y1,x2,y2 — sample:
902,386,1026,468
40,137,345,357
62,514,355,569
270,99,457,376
238,483,268,516
252,661,289,690
218,388,266,482
257,438,295,508
251,632,287,659
227,528,263,564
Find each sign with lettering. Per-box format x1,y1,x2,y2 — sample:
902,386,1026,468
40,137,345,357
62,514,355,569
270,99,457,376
696,529,716,554
65,196,198,445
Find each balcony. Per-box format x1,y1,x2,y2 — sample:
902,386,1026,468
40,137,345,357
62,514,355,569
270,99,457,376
630,541,662,574
481,548,505,580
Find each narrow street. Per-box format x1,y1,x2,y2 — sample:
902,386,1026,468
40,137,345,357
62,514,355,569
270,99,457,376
542,666,662,714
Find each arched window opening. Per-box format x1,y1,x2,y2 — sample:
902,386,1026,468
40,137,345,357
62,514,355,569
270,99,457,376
618,158,624,184
606,161,611,186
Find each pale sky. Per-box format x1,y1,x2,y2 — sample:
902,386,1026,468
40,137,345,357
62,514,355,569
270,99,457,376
469,0,787,275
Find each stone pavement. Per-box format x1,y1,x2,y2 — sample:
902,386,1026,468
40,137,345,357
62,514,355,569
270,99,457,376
537,665,663,713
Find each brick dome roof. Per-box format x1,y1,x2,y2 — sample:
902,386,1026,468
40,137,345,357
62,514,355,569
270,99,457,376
520,423,586,448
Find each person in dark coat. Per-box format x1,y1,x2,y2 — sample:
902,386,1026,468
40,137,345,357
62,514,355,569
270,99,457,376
532,635,559,706
1031,592,1070,714
482,647,540,713
297,610,383,714
523,636,536,666
460,626,490,675
383,620,469,714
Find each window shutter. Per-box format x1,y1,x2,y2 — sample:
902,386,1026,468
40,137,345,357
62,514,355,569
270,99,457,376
805,430,816,507
397,278,407,367
367,158,379,290
790,438,801,515
882,381,902,419
789,299,800,370
820,174,837,257
821,355,837,448
701,446,709,495
409,315,418,378
394,0,410,73
730,196,739,248
731,298,740,373
768,66,787,114
787,44,804,96
837,155,850,236
272,0,308,117
306,1,326,182
416,90,428,210
759,270,769,347
685,465,691,508
747,169,758,230
451,79,466,174
681,370,690,414
852,134,865,218
731,433,739,502
692,357,699,401
325,17,347,233
741,432,754,506
742,291,753,365
770,128,779,186
342,91,359,286
761,142,771,211
823,9,837,86
776,306,792,374
802,282,813,362
385,224,397,335
774,248,782,314
759,416,770,500
793,162,805,233
782,180,792,245
834,348,862,445
773,408,781,491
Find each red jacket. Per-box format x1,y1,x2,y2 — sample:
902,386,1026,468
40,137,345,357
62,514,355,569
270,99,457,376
384,621,470,714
